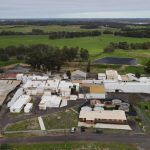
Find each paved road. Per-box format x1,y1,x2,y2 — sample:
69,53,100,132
0,133,150,149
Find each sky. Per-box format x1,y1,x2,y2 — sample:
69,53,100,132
0,0,150,18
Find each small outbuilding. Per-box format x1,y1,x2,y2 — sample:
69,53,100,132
71,70,86,80
39,95,62,110
98,73,106,80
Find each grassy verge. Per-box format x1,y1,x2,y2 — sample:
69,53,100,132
43,109,78,129
5,118,40,131
0,142,138,150
138,102,150,123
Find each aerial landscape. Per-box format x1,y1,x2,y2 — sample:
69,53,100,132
0,0,150,150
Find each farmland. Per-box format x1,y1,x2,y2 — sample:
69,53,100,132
0,24,116,32
0,24,150,73
0,34,150,64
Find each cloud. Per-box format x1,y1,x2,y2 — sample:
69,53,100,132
56,10,150,18
0,0,149,18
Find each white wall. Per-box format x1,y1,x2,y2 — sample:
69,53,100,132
104,81,150,93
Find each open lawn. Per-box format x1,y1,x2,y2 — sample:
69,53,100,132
1,142,138,150
43,109,78,129
6,118,40,131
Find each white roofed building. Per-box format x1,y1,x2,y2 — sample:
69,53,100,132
98,73,106,80
39,95,62,110
24,103,33,113
106,70,119,80
10,95,31,113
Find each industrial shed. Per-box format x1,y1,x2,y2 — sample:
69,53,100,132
10,95,31,113
71,70,86,80
104,80,150,94
39,95,62,110
24,103,33,113
98,73,106,80
80,83,106,99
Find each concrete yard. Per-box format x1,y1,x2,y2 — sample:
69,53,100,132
0,80,21,106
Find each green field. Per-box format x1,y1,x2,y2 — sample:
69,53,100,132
0,24,120,33
43,109,78,129
0,142,138,150
0,34,150,65
0,25,108,32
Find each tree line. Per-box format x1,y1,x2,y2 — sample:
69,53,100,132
0,44,89,70
80,25,99,29
114,29,150,38
0,30,102,39
0,29,47,36
104,42,150,53
48,31,101,39
26,45,89,71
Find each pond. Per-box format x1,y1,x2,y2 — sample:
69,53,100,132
94,57,137,65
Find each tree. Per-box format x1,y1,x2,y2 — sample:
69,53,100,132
62,46,78,61
26,44,63,71
0,54,9,61
145,60,150,74
103,46,115,53
66,70,71,79
86,60,91,73
135,72,141,78
0,68,4,73
80,49,89,60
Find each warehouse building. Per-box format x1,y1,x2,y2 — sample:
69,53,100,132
79,83,106,99
98,70,150,94
39,95,62,110
10,95,31,113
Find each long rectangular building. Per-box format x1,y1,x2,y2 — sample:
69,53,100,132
104,80,150,93
79,110,127,125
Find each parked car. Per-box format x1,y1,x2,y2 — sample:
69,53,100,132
70,127,76,133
